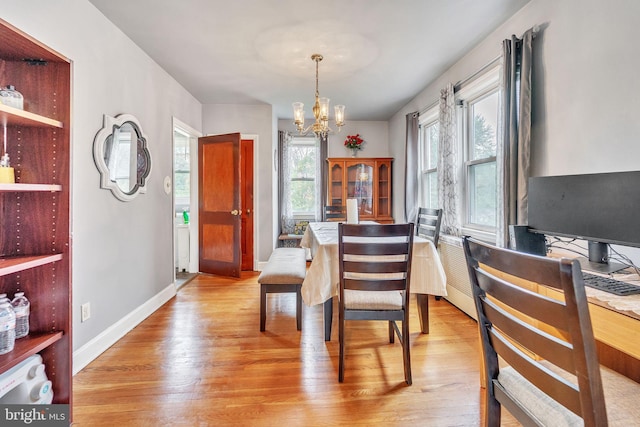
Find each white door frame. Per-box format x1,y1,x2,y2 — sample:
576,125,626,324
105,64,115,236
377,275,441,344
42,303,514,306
172,117,202,276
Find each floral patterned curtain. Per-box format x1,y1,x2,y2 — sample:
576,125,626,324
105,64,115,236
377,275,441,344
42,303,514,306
278,131,295,234
437,83,461,236
279,131,324,239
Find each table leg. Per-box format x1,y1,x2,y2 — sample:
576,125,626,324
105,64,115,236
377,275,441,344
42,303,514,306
417,294,429,334
324,297,333,341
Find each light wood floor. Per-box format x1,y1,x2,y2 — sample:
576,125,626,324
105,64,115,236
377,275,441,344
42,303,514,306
73,272,518,426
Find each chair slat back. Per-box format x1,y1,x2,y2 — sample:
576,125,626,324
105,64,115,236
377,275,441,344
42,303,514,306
462,236,607,426
416,207,442,247
324,205,346,221
339,223,414,294
338,222,416,385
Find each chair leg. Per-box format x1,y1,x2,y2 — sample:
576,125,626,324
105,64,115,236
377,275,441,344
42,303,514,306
388,321,395,343
403,319,412,385
338,308,345,382
296,284,302,331
417,294,430,334
260,284,266,332
484,383,501,426
324,297,333,341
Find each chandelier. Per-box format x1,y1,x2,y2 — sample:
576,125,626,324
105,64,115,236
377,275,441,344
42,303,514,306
292,54,345,138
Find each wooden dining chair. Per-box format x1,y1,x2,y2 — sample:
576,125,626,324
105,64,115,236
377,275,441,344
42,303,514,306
415,207,443,247
415,207,444,326
338,223,414,384
462,236,640,426
324,205,346,222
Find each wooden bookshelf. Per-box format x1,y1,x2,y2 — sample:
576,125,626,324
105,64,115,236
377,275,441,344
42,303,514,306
0,17,72,410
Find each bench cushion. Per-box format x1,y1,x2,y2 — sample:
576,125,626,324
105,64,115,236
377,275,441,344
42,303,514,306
258,248,306,285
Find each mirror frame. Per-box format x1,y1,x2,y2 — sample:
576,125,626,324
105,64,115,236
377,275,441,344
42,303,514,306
93,113,152,201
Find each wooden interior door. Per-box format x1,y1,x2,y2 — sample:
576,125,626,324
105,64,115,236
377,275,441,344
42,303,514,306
198,133,242,277
240,139,254,270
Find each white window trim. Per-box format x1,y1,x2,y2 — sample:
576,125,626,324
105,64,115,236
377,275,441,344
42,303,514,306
418,106,439,209
456,63,501,242
289,136,319,219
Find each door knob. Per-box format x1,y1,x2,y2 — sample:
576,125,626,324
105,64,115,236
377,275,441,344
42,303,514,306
246,209,251,215
231,209,239,215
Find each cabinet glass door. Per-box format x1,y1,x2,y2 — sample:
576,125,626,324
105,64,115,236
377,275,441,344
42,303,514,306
346,162,374,216
329,162,344,205
377,162,390,217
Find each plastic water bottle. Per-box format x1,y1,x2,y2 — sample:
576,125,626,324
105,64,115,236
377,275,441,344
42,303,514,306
0,85,24,110
0,295,16,354
11,292,30,339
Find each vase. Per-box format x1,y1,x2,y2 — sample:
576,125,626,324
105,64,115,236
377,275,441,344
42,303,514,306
351,148,358,157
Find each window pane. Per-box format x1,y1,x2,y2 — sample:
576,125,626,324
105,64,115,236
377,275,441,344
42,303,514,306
419,120,439,209
428,123,439,169
290,180,315,213
174,129,190,208
470,91,498,160
175,171,190,199
288,139,318,215
428,172,438,208
420,126,429,170
420,122,439,170
290,145,316,179
469,162,496,227
419,172,439,209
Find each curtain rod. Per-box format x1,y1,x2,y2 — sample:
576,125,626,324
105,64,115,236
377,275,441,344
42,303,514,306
419,54,501,117
417,25,539,117
453,55,501,92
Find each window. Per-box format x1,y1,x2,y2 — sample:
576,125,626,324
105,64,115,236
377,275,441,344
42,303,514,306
288,137,319,217
173,128,191,210
418,107,439,209
458,65,500,238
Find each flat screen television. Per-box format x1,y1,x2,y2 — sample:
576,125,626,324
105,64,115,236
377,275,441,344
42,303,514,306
527,170,640,273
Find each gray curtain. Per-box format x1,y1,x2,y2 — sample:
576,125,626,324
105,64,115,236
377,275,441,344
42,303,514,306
497,28,534,247
404,112,419,223
318,134,328,221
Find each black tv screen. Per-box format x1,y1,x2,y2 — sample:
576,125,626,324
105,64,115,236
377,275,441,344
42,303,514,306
528,170,640,248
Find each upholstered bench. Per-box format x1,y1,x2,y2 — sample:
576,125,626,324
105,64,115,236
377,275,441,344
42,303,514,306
258,247,306,331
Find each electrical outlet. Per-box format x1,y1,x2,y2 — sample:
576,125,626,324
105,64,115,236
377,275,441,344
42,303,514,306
81,302,91,322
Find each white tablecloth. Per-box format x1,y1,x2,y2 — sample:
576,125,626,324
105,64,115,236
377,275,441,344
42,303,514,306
300,222,448,306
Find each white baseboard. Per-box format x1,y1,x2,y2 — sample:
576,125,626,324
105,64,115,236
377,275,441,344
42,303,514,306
72,283,176,375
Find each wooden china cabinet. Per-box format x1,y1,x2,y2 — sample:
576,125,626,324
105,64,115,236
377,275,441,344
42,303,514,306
327,157,393,223
0,18,72,409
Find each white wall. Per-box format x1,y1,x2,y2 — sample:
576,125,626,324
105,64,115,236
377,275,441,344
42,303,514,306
202,104,274,263
2,0,202,357
389,0,640,223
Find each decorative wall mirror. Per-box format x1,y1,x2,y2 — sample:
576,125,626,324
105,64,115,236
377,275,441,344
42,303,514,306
93,113,152,201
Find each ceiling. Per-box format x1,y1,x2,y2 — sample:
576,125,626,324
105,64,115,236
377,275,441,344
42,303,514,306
88,0,530,121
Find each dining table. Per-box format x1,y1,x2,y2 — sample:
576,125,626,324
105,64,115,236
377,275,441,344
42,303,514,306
300,221,448,340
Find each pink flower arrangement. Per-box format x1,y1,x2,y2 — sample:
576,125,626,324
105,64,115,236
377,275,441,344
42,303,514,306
344,134,364,150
